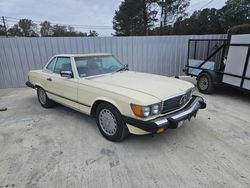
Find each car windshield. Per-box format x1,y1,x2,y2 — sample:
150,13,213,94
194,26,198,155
75,55,125,78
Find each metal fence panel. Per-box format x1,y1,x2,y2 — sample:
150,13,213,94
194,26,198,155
0,35,226,89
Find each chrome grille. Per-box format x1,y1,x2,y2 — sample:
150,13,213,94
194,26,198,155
162,89,192,114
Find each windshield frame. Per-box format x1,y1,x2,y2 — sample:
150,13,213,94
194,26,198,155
74,55,125,79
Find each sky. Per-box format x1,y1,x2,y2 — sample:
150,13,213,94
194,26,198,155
1,0,227,36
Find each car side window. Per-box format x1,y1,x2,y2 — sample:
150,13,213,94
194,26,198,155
54,57,72,74
46,57,56,72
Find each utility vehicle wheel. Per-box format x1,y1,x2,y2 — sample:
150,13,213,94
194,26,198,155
37,87,55,108
96,103,129,142
197,72,214,94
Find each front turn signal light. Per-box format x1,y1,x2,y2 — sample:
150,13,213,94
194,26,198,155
157,127,165,134
130,104,142,117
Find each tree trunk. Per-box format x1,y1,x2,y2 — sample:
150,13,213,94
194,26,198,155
142,0,148,35
160,6,164,34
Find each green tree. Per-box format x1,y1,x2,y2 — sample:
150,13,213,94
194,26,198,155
113,0,158,36
183,8,225,35
8,24,22,36
158,0,190,27
88,30,99,37
51,24,88,37
40,21,52,37
0,24,6,36
228,24,250,39
77,32,88,36
65,26,87,36
179,0,250,35
149,0,250,35
52,24,67,36
18,19,38,36
222,0,250,29
8,19,38,37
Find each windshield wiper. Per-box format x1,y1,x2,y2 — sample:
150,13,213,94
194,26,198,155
116,65,128,72
116,67,125,72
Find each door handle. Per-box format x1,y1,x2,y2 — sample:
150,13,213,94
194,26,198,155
47,77,52,81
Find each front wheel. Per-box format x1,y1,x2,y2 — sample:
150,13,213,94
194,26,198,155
96,103,129,142
37,87,55,108
197,72,215,94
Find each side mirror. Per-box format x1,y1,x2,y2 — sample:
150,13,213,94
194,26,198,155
125,64,129,70
60,71,73,78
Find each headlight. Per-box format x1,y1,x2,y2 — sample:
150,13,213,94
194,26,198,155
142,106,150,117
130,103,162,117
152,104,160,115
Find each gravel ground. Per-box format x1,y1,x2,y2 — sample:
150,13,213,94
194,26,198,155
0,77,250,188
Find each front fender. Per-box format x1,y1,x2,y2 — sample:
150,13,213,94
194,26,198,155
33,82,43,88
92,97,122,113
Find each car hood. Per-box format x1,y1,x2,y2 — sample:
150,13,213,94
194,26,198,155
84,71,194,101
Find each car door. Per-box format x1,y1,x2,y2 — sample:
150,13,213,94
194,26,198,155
41,57,57,92
46,56,79,110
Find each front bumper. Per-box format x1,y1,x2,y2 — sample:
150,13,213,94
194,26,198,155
123,96,206,134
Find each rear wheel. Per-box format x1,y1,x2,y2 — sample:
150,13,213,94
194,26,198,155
96,103,129,142
197,72,214,94
37,87,55,108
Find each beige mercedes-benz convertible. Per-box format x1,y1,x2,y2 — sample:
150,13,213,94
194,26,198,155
26,53,206,141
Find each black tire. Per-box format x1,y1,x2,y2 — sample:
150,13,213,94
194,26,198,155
197,72,215,94
96,103,129,142
37,87,55,108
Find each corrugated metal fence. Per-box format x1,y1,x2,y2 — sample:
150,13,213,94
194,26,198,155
0,35,226,89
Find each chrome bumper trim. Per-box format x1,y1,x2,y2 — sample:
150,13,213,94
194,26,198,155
153,96,205,127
